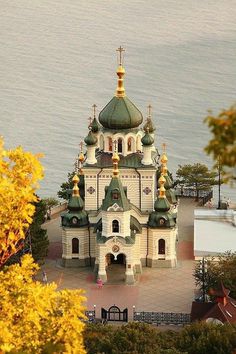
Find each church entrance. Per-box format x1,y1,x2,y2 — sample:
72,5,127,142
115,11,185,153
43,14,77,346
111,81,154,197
105,253,126,284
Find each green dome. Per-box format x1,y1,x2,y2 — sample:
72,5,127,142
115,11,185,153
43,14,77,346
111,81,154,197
141,132,154,146
99,96,143,129
154,197,171,212
148,210,175,228
91,118,99,133
61,210,88,228
61,194,88,228
84,131,97,146
68,195,84,212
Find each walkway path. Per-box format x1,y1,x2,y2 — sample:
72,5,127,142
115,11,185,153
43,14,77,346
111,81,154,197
41,198,198,318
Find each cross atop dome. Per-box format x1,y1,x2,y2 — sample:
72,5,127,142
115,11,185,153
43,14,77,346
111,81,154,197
147,104,152,118
92,104,97,118
116,46,125,66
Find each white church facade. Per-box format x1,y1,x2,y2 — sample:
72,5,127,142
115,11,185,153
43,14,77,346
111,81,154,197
61,48,178,284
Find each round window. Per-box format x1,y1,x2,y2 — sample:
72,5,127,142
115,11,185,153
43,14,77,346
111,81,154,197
71,217,78,225
159,218,166,226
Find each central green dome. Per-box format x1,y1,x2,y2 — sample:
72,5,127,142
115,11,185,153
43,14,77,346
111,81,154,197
99,96,143,130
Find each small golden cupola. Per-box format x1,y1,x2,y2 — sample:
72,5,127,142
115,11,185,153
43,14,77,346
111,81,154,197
112,141,120,178
72,173,80,197
61,172,88,228
159,143,177,205
148,173,175,228
158,174,167,198
116,46,126,98
78,141,85,174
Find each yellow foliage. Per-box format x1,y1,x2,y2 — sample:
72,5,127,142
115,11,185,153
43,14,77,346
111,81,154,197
0,255,86,353
0,137,44,266
205,105,236,181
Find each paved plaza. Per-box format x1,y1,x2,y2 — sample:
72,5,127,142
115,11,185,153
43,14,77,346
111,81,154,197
41,198,197,318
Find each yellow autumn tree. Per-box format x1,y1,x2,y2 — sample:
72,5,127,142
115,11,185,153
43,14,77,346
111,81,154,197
205,105,236,181
0,137,44,266
0,255,86,353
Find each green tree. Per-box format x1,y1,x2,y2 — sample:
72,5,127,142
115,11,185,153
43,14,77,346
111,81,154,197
175,163,217,200
30,199,49,262
194,251,236,299
58,171,85,201
84,322,236,354
205,105,236,181
84,323,115,354
84,322,181,354
177,322,236,354
6,199,49,265
42,197,59,209
58,172,76,200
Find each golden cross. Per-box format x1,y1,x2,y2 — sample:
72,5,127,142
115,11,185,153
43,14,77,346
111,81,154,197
88,116,92,127
74,158,78,172
79,141,83,152
92,104,97,118
116,46,125,66
162,143,167,152
147,104,152,118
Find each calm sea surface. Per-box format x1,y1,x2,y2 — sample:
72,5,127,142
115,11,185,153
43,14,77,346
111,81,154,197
1,1,236,201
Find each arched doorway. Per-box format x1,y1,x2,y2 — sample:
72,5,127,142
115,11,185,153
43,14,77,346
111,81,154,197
105,253,126,283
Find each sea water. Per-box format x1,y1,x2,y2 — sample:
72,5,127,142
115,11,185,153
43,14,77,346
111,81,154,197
0,0,236,201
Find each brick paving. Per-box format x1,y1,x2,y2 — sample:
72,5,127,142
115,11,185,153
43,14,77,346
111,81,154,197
41,198,198,318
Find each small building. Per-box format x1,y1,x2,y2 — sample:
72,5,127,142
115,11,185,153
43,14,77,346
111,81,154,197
61,49,178,284
191,283,236,324
194,208,236,260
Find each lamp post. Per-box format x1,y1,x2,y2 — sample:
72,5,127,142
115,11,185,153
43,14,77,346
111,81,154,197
217,156,221,210
93,304,96,318
132,305,136,321
199,257,208,302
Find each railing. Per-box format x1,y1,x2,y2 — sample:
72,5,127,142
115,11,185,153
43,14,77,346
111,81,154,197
201,190,213,206
133,310,191,325
175,187,212,200
85,310,96,322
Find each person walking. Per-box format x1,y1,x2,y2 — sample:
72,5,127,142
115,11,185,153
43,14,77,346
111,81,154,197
42,271,48,284
97,278,103,289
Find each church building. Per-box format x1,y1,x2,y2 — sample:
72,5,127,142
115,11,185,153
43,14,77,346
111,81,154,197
61,48,178,284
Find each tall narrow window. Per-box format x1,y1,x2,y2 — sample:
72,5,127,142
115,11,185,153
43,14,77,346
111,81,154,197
108,137,113,152
127,137,132,152
158,239,165,255
118,138,122,153
72,238,79,253
112,220,119,233
100,135,104,150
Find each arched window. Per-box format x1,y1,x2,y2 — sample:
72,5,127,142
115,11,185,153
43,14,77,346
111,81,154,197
127,137,132,152
158,239,165,255
112,220,119,233
118,138,123,153
72,238,79,253
100,135,104,150
108,137,113,152
136,135,142,152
